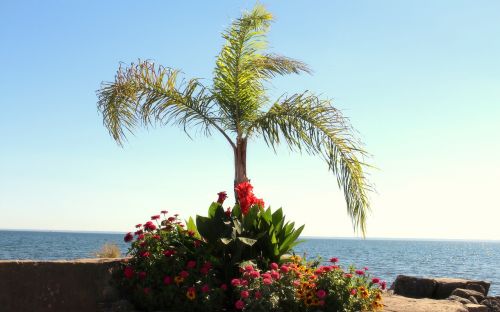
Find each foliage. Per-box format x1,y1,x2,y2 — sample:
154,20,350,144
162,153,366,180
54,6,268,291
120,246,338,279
120,212,226,312
93,242,121,258
231,257,385,312
97,4,372,235
195,182,304,279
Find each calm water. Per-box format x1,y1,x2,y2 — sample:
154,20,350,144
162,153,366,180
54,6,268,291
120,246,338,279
1,231,499,295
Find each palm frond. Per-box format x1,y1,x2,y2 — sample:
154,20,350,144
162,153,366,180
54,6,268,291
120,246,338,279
97,60,234,148
253,54,312,78
249,93,372,235
213,5,274,133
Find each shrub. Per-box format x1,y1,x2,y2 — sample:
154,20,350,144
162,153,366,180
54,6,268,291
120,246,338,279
93,242,121,258
120,212,227,312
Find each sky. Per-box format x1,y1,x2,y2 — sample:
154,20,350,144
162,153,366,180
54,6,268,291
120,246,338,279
0,1,499,240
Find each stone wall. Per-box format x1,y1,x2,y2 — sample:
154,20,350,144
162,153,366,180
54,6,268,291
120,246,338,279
0,258,129,312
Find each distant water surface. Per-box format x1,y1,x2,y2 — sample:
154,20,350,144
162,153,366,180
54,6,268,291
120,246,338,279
0,231,498,295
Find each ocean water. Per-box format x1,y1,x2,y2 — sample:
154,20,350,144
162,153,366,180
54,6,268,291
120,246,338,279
0,231,499,295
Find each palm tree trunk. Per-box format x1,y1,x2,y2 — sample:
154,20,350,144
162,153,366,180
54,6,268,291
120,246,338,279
234,137,249,199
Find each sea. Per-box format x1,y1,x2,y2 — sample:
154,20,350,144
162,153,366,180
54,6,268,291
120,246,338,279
0,230,499,295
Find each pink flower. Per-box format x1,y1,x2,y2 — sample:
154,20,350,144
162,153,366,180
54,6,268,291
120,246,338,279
240,290,249,298
201,284,210,293
263,278,272,285
124,232,133,243
345,273,353,278
250,271,260,278
270,263,279,270
330,257,339,263
235,300,245,310
271,271,280,279
231,278,241,287
179,271,189,278
355,270,365,275
217,191,228,204
124,266,134,279
280,265,290,273
316,289,327,299
163,276,172,285
381,281,387,290
244,265,254,272
350,288,357,296
364,267,369,271
262,273,271,279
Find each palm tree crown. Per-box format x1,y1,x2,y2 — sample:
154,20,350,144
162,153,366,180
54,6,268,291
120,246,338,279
97,5,372,235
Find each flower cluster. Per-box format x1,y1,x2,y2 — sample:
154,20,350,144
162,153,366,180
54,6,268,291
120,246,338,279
235,181,265,215
231,256,384,312
120,211,225,312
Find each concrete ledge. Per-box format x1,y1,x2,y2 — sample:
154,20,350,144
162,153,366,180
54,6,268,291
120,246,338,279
0,258,127,312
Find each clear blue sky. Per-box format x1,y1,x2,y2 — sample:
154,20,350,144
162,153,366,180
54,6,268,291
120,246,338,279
1,1,499,239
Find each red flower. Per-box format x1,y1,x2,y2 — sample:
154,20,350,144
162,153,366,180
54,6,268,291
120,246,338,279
235,300,245,310
250,271,260,278
140,251,150,258
135,224,142,228
168,217,176,222
255,291,262,299
143,287,151,294
329,257,339,263
187,230,195,237
161,210,168,214
262,278,272,285
381,281,387,290
345,273,353,278
151,215,160,220
316,289,327,299
179,270,189,278
134,230,143,236
163,275,173,285
355,270,365,275
217,191,228,204
270,263,279,270
372,277,380,284
144,221,156,231
201,284,210,293
124,266,134,279
262,273,271,280
186,260,197,269
220,283,228,291
231,278,241,287
280,265,290,273
163,249,176,257
350,288,357,296
138,271,147,279
270,271,280,279
124,232,133,243
240,290,249,298
234,181,265,215
225,207,231,217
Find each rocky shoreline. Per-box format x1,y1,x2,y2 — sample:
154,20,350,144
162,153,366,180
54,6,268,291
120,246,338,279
386,275,500,312
0,259,498,311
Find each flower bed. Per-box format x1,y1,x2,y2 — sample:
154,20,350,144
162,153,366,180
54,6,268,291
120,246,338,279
119,183,384,311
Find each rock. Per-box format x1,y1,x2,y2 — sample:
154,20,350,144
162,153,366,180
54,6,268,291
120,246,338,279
451,288,485,302
467,284,487,295
463,304,489,312
383,294,468,312
434,278,490,299
448,295,473,305
481,297,500,312
393,275,437,298
469,296,479,304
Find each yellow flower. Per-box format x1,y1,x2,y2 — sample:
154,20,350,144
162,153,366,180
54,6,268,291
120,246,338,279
174,276,184,285
186,287,196,300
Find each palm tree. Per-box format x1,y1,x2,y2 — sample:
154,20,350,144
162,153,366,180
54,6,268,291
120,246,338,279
97,5,372,234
